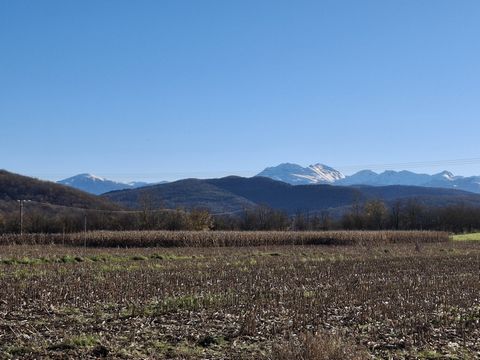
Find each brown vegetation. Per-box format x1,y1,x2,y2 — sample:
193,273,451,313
0,230,449,247
0,242,479,359
271,332,370,360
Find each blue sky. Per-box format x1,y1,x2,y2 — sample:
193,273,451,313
1,0,479,182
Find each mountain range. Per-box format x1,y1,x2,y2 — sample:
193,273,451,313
3,169,480,218
56,164,480,198
103,176,480,216
256,163,480,194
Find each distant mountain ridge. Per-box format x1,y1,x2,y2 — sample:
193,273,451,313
3,169,480,218
58,173,153,195
56,165,480,196
103,175,480,216
257,163,480,194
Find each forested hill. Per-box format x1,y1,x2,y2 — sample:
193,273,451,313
104,176,480,215
0,170,120,213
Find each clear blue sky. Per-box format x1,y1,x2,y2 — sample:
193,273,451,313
1,0,479,182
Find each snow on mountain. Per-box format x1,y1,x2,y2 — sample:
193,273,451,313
58,174,151,195
257,164,480,194
309,163,345,182
256,163,344,185
255,163,315,185
60,166,480,196
340,170,480,194
433,171,456,181
336,170,378,185
339,170,432,186
127,181,151,188
85,174,105,181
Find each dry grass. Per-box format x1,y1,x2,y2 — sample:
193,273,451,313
1,242,479,359
0,230,449,247
271,332,370,360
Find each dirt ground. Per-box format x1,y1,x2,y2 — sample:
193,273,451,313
1,242,479,359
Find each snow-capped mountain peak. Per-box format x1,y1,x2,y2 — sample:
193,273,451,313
436,171,455,181
80,173,106,182
256,163,344,185
61,173,109,184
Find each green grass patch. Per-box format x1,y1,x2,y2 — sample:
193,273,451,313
452,233,480,241
150,253,197,260
416,349,444,359
48,334,99,351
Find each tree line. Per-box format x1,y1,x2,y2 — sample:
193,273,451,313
0,199,479,234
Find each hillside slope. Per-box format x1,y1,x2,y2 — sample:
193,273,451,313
0,170,120,213
104,176,480,215
205,176,360,212
104,179,256,214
